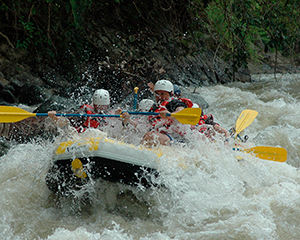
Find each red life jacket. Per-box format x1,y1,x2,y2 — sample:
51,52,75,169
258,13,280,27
148,98,188,135
198,117,210,133
179,98,193,108
198,114,212,125
191,114,218,135
148,99,174,129
76,104,108,133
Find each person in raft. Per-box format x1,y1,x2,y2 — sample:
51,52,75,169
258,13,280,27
122,99,155,129
122,80,189,147
192,112,231,144
149,82,230,144
48,89,113,132
148,82,196,108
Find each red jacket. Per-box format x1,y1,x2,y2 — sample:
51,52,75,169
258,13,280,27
191,113,219,139
179,98,193,108
76,104,108,132
148,98,187,135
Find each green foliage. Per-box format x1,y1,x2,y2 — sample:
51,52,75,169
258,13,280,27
0,0,300,80
69,0,92,29
201,0,300,77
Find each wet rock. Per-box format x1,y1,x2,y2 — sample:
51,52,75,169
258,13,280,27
19,84,46,105
0,89,17,103
34,94,81,113
9,72,44,86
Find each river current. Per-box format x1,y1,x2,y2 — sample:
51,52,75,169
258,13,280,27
0,73,299,239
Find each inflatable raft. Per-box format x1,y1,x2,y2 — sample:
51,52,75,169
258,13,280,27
45,133,163,194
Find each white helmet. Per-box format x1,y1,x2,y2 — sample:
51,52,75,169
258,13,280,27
138,99,154,112
93,89,110,105
154,80,174,93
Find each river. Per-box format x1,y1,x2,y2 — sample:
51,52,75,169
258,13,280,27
0,73,299,239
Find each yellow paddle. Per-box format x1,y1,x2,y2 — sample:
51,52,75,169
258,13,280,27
0,106,201,125
128,107,202,125
172,107,201,125
133,87,139,111
0,106,41,123
235,109,258,136
233,146,287,162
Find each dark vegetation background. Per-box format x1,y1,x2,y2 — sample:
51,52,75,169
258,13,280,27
0,0,300,107
0,0,300,145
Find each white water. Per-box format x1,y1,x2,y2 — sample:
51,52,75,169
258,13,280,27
1,73,300,239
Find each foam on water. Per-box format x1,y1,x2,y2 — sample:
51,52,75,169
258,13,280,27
1,74,300,239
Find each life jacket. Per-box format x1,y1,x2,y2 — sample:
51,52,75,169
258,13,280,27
199,114,214,125
179,98,193,108
76,104,108,133
148,98,187,135
191,114,219,138
148,100,174,130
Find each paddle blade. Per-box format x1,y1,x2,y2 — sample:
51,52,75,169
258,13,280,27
0,106,37,123
244,146,287,162
171,108,201,125
235,109,258,135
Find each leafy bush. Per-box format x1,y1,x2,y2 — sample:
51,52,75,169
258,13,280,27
0,0,299,79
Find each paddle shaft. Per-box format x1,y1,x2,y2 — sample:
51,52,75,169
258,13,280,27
0,106,201,125
36,112,169,118
133,87,139,111
39,113,121,117
48,111,196,118
1,111,167,118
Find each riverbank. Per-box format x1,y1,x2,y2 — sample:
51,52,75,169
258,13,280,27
0,43,299,110
248,52,300,76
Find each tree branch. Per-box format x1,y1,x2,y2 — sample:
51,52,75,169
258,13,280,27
0,31,15,48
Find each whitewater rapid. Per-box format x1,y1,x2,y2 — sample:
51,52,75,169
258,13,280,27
1,73,300,239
